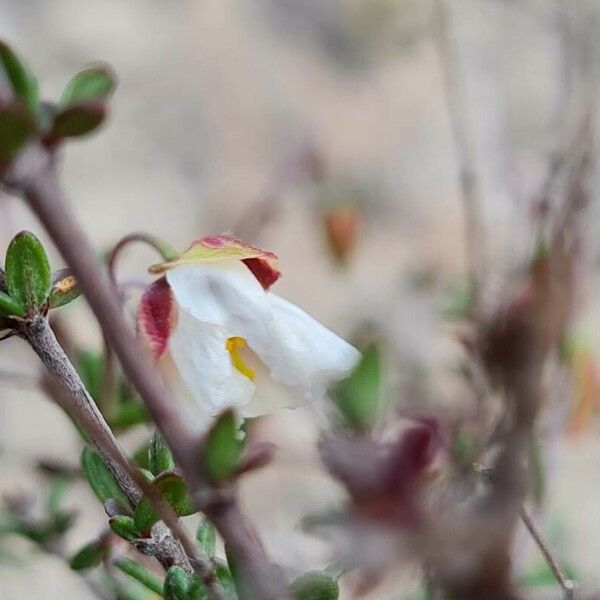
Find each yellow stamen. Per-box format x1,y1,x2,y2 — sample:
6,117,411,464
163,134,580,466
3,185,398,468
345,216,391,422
226,336,255,380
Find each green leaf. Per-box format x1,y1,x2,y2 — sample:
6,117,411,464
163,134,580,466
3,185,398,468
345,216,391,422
196,519,216,557
149,432,175,476
224,546,251,599
154,471,195,516
111,400,149,431
133,496,158,536
163,566,192,600
0,105,35,160
291,571,339,600
114,557,164,595
203,410,243,482
69,539,106,571
81,446,129,506
48,269,81,309
0,41,40,116
0,290,24,317
51,102,106,139
188,578,209,600
133,441,151,470
334,344,381,431
76,350,104,402
109,515,139,542
214,562,238,600
59,66,116,107
45,476,71,515
4,231,52,313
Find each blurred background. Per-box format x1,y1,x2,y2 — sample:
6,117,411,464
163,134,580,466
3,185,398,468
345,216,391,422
1,0,600,597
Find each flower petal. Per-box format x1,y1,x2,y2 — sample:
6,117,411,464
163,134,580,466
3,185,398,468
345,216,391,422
165,262,271,330
246,294,361,399
137,277,177,359
165,307,255,416
149,235,281,290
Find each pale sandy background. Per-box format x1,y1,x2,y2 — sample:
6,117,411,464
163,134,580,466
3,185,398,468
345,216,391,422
1,1,600,598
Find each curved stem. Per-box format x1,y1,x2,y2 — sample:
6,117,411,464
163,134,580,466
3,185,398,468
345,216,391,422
106,232,177,292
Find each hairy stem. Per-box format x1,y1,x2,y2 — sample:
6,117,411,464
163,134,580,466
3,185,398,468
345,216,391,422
7,145,291,600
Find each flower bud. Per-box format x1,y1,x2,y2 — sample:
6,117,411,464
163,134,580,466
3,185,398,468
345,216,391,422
324,205,360,265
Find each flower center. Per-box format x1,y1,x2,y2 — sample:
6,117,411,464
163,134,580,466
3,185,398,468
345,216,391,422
226,336,255,380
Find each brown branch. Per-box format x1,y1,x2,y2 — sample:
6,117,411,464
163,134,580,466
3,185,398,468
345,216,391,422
21,316,141,506
4,145,291,600
20,315,234,597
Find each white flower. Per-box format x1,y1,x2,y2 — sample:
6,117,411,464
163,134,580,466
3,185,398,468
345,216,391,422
138,236,360,427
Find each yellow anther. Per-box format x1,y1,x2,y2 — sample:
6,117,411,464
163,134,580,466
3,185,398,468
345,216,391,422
226,337,255,380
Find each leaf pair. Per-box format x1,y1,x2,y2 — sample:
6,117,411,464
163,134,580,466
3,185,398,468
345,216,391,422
0,40,116,160
0,231,80,318
51,66,115,140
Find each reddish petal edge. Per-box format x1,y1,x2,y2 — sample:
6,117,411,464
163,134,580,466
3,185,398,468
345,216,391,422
137,277,177,360
242,257,281,290
149,234,282,290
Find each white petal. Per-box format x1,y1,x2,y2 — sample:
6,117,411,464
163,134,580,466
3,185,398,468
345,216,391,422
246,294,361,399
166,262,271,330
166,307,255,417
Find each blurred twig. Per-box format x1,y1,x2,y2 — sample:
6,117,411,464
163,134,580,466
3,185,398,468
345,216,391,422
432,0,486,317
519,505,575,599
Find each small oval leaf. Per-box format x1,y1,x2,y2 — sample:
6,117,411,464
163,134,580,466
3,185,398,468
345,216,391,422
51,101,106,139
0,41,40,117
202,410,243,482
0,290,24,317
109,515,139,542
291,571,339,600
69,539,107,571
149,432,175,476
81,446,129,506
4,231,51,312
196,519,216,558
49,269,81,309
0,104,35,160
114,557,164,595
154,471,195,516
133,495,158,536
163,566,192,600
59,66,116,107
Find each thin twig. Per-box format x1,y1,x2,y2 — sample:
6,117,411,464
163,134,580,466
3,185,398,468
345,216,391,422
432,0,486,316
4,145,291,600
520,505,575,599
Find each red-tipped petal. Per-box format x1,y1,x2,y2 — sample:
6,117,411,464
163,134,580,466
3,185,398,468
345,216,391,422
148,234,281,290
137,277,177,360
